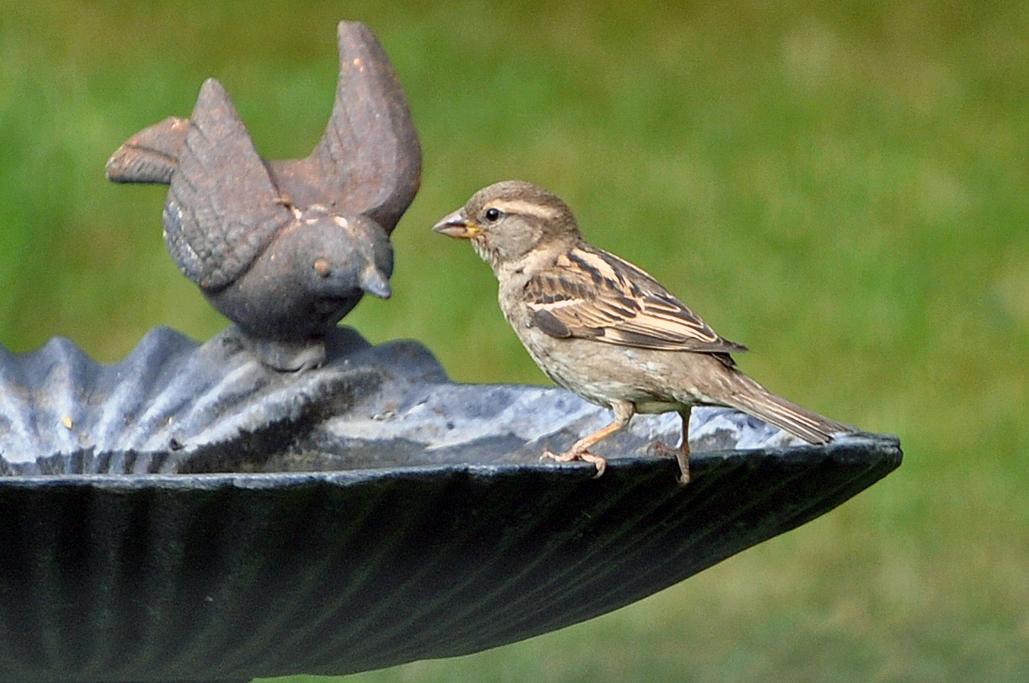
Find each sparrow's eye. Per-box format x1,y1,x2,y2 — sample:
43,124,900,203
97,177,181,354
484,207,501,222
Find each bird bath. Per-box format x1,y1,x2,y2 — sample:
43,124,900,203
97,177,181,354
0,19,902,683
0,327,900,683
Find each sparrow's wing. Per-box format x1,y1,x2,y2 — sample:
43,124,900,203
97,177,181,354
306,21,421,232
525,246,748,357
163,78,293,291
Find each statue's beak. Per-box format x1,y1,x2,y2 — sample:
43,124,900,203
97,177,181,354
359,266,392,299
432,210,481,239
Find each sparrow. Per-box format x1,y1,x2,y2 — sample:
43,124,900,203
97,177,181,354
433,180,850,483
105,22,421,371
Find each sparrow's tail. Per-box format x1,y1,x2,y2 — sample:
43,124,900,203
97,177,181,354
721,373,851,444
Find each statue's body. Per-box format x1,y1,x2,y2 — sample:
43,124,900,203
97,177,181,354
106,22,421,370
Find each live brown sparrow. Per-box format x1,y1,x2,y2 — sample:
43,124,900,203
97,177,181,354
433,180,850,483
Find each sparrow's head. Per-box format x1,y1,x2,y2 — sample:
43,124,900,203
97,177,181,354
433,180,580,270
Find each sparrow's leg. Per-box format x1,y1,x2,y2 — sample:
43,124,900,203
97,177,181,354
542,401,634,478
647,406,692,484
675,406,691,484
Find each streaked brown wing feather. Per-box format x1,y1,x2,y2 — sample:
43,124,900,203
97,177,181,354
525,247,747,357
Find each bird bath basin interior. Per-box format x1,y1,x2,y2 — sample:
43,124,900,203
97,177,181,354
0,327,901,683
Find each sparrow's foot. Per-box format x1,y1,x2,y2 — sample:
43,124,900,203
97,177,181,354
648,440,690,485
541,449,607,478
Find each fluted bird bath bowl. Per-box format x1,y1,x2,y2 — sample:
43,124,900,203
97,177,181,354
0,328,900,683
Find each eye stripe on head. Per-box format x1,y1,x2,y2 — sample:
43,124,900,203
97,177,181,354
488,199,562,221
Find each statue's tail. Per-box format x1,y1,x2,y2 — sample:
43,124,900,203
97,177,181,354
105,116,188,184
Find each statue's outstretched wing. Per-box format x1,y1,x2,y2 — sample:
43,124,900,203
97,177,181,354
306,21,421,232
163,79,292,290
106,21,421,234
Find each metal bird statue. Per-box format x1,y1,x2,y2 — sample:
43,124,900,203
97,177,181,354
106,21,421,370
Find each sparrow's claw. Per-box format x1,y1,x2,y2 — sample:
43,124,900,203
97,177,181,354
648,440,690,485
540,449,572,463
648,441,677,457
541,449,607,478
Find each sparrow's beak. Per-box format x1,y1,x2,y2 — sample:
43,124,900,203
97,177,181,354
432,209,481,239
359,266,392,299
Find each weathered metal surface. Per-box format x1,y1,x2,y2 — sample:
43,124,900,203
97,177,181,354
105,22,421,370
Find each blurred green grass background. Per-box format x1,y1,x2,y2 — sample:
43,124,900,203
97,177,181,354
1,1,1026,680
